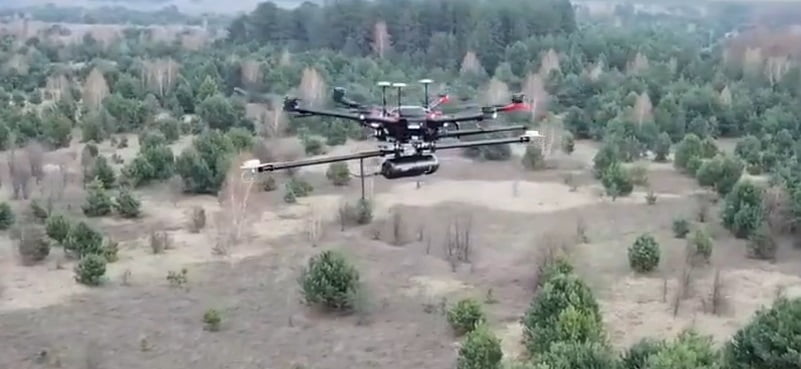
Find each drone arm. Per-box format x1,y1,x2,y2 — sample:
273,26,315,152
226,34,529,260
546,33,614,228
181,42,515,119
438,125,526,139
241,149,389,173
433,131,542,151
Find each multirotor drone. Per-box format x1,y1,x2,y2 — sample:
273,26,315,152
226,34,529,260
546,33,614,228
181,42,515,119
241,79,543,181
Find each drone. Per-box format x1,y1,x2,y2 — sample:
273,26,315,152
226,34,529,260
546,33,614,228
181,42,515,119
241,79,543,181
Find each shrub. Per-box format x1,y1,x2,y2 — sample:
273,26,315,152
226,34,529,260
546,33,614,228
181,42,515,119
537,257,574,288
89,155,116,189
326,162,351,186
188,206,206,233
628,164,649,186
654,132,671,162
522,145,546,170
287,177,313,197
535,341,617,369
339,199,373,226
103,239,119,263
283,189,297,204
150,231,172,254
29,200,49,222
457,324,503,369
261,175,277,191
746,224,777,261
674,133,703,172
17,225,50,265
74,254,106,286
45,214,71,244
203,309,222,332
722,181,764,239
447,298,486,335
561,132,575,155
628,234,660,273
0,202,15,230
695,154,743,195
687,228,713,265
303,137,325,155
648,330,719,369
64,221,104,258
593,142,620,179
672,218,690,238
621,338,666,369
299,250,360,311
724,297,801,369
601,161,634,198
114,186,142,218
175,131,234,194
82,178,113,217
522,273,602,355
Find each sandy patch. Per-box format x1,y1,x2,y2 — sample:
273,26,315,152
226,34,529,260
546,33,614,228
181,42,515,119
495,322,525,360
401,275,471,299
600,268,801,348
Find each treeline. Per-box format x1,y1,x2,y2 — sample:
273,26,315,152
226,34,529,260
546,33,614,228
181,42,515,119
227,0,576,73
0,5,231,27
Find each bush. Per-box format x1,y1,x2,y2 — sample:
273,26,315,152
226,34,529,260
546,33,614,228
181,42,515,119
621,338,666,369
286,177,313,197
593,142,620,179
522,145,546,170
561,132,575,154
522,273,602,355
628,234,660,273
45,214,71,244
687,228,713,265
103,239,119,263
672,218,690,238
447,298,486,335
299,250,360,311
535,341,617,369
654,132,671,162
82,178,113,217
746,224,777,261
175,131,234,194
17,225,50,265
674,133,703,172
203,308,222,332
339,199,373,226
303,137,325,155
0,202,15,230
88,155,116,189
261,175,277,191
722,181,764,239
695,154,743,195
537,257,574,288
188,206,206,233
648,330,719,369
29,200,49,222
64,221,104,258
326,162,351,186
74,254,106,286
601,161,634,198
114,186,142,218
457,324,503,369
725,297,801,369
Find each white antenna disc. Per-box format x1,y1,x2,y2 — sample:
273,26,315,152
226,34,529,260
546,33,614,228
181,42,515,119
377,81,391,87
391,82,407,88
419,79,433,84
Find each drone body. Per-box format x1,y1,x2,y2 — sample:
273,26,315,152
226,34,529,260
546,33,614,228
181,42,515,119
243,79,542,181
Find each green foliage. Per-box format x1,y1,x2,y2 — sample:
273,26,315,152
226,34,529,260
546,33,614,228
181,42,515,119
122,142,175,187
326,162,351,186
522,145,546,170
601,161,633,198
156,117,181,142
74,253,106,286
0,202,15,230
176,130,234,194
303,137,325,155
82,178,113,217
535,341,618,369
45,213,71,244
722,181,764,239
621,338,666,369
725,297,801,369
672,218,690,238
628,233,660,273
64,221,104,258
203,309,222,332
695,154,743,195
522,272,603,355
16,225,50,265
457,324,503,369
674,134,703,173
447,298,486,335
593,142,620,179
654,133,671,162
561,132,575,155
88,155,116,189
746,224,777,261
537,257,575,288
687,227,713,266
114,186,142,218
299,250,360,311
648,330,720,369
286,177,313,198
226,127,254,152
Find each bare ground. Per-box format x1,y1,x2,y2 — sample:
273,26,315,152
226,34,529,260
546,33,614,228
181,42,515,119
2,140,801,369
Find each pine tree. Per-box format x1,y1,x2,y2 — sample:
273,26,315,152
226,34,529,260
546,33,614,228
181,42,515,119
82,178,113,217
114,186,142,218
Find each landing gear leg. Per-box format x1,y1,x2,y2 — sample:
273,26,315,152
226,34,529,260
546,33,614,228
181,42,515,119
360,158,365,201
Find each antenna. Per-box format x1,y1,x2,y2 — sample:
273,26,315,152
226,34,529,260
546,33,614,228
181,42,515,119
392,82,406,112
419,79,433,108
377,81,391,114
